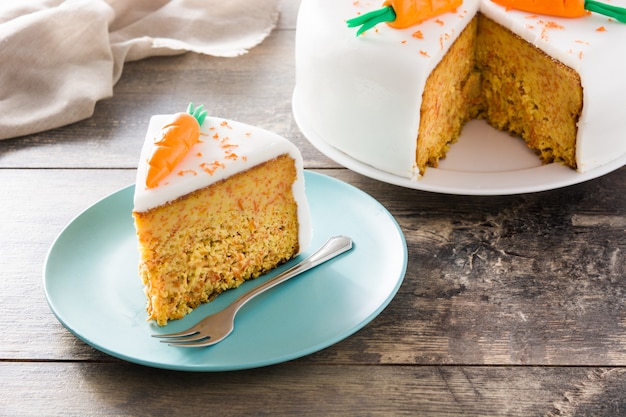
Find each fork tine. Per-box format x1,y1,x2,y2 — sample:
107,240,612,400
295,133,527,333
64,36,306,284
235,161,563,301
158,333,208,344
165,337,221,348
152,330,199,339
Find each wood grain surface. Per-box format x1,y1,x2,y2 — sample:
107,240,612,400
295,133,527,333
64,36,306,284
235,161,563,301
1,1,625,415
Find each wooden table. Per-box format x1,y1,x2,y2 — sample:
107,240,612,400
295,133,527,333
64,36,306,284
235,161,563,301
2,1,625,415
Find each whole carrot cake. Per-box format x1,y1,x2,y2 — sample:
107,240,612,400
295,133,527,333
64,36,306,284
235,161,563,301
132,104,312,325
293,0,626,178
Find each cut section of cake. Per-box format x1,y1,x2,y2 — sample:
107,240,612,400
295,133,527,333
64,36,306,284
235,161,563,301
132,104,312,326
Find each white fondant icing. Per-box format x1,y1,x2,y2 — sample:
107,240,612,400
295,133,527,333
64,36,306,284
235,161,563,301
133,115,312,253
294,0,626,177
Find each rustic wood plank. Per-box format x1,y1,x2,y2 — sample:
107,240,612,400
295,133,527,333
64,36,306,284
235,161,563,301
330,166,626,366
2,168,625,366
2,362,625,417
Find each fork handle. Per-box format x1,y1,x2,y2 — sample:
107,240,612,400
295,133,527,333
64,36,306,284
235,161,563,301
227,235,353,315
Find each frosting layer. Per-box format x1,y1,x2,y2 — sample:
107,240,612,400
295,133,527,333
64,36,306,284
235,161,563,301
133,115,312,252
294,0,626,177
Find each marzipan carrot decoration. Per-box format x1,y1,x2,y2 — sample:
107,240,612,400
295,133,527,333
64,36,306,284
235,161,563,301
145,103,208,188
492,0,587,17
386,0,463,28
347,0,462,36
490,0,626,22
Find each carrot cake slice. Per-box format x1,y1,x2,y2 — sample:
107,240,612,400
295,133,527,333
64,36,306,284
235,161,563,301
132,104,312,325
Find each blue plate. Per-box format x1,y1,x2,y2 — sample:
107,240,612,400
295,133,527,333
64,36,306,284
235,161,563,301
44,171,407,371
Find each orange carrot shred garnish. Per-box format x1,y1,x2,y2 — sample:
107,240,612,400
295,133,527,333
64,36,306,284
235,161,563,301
177,169,197,177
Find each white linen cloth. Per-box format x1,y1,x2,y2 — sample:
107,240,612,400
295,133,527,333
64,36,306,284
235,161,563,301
0,0,280,140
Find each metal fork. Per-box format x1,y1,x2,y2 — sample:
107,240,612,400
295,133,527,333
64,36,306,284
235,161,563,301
152,235,353,347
